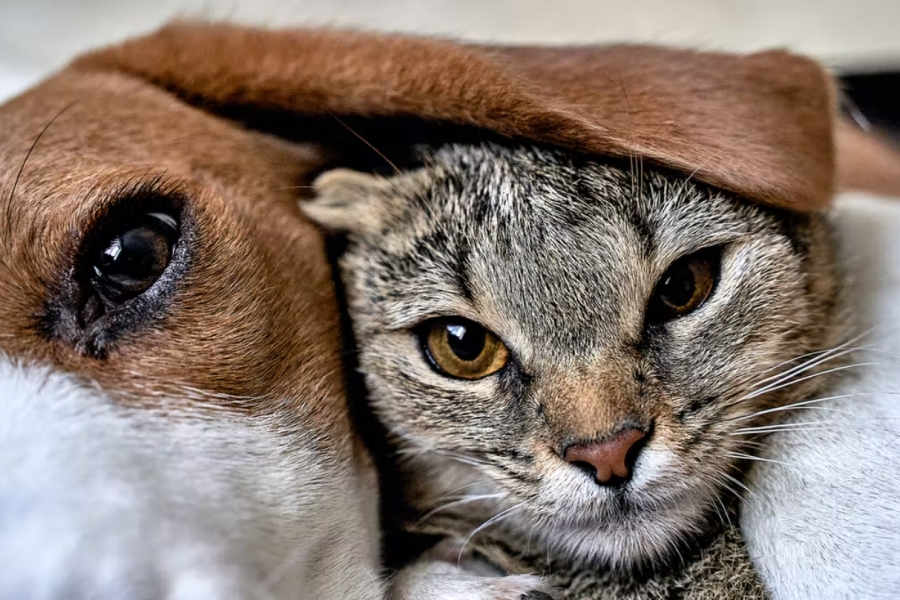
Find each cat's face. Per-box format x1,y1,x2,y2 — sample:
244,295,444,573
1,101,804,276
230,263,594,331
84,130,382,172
305,143,841,570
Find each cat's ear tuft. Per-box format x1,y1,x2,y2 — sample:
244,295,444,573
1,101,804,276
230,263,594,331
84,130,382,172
302,168,390,234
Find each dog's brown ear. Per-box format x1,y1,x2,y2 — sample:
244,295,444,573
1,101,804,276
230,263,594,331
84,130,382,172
73,21,839,211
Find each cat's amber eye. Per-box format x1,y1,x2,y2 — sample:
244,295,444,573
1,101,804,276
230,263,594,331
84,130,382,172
420,318,510,380
647,249,720,324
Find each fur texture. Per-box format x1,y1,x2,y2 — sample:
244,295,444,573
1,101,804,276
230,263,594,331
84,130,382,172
305,142,846,597
742,194,900,600
73,21,838,212
0,63,382,598
0,359,379,600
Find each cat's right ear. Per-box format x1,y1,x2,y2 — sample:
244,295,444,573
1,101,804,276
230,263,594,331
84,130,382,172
302,169,391,234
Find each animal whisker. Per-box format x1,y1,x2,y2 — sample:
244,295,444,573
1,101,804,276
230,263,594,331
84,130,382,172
327,111,401,176
743,330,871,390
744,344,862,395
428,478,517,504
743,359,876,402
724,392,891,423
723,361,875,417
718,480,752,510
418,493,508,523
394,445,491,469
725,451,793,468
729,417,900,437
671,144,730,203
457,502,525,565
753,337,871,381
720,472,775,512
4,102,76,247
716,342,867,415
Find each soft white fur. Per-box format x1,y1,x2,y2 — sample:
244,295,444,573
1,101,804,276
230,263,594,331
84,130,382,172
0,360,383,600
743,192,900,599
393,560,546,600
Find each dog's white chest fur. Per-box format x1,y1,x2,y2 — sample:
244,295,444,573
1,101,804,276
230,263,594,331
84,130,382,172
0,362,382,600
744,193,900,599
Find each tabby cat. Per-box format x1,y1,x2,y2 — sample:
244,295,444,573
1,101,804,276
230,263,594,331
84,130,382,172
303,142,845,599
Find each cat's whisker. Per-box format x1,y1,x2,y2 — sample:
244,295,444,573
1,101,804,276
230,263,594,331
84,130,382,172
734,415,900,437
739,361,877,405
395,445,493,470
431,478,515,501
699,479,732,529
725,451,793,467
722,473,757,497
743,346,863,399
732,420,835,433
457,502,525,566
720,472,776,512
327,112,401,175
716,344,867,415
672,144,729,203
725,393,867,423
418,493,508,523
718,480,752,511
733,439,768,451
434,452,491,469
709,493,729,529
715,497,733,530
753,336,871,381
745,330,872,388
741,405,862,421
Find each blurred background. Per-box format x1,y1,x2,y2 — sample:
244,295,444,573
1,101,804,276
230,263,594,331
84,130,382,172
2,0,899,134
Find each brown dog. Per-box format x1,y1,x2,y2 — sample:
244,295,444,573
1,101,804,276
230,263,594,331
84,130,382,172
2,21,898,600
0,46,384,600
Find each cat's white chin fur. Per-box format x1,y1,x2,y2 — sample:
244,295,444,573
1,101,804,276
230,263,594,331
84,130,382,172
742,193,900,599
0,359,383,600
526,445,710,570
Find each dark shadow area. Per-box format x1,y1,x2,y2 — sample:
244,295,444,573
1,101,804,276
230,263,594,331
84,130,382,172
841,69,900,143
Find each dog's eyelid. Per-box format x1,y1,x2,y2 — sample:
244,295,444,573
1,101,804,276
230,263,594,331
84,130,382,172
43,174,197,358
73,174,192,247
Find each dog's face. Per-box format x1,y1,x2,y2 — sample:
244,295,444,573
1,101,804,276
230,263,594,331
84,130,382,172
0,70,383,599
0,71,339,405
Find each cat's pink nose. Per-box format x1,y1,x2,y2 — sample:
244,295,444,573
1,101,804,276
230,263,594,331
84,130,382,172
563,428,647,485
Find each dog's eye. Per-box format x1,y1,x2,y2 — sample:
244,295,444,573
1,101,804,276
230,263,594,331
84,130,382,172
647,248,721,324
49,185,188,358
420,318,509,380
91,212,178,304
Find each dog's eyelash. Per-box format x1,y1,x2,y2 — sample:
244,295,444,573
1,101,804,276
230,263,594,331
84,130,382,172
81,174,189,239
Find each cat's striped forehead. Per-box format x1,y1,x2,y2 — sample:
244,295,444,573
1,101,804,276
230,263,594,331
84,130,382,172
357,142,786,360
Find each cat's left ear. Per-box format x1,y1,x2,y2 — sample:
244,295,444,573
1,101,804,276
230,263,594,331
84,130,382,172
302,169,392,234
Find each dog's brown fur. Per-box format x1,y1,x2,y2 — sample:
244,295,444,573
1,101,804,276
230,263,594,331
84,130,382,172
0,71,348,423
72,22,842,213
0,32,387,599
